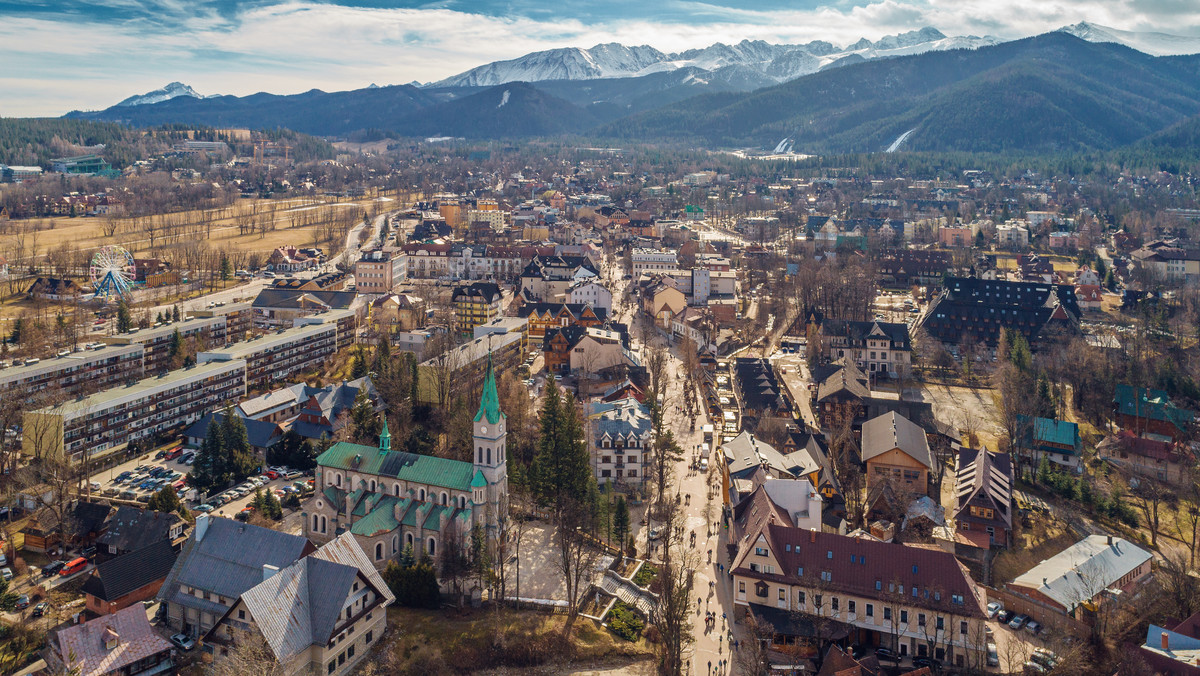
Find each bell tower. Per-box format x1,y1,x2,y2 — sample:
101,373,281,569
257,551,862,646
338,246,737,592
473,353,507,530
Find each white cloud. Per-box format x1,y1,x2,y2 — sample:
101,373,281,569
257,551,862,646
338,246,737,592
3,0,1200,116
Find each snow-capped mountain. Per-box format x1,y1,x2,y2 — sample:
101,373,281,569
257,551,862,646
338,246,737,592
115,82,212,107
429,28,1000,89
1056,22,1200,56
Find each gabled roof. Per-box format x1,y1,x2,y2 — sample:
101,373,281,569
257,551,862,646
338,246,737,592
1114,384,1193,432
236,555,358,662
251,288,357,310
1012,535,1152,612
98,505,184,554
185,412,281,449
816,359,870,403
158,516,312,604
861,412,931,468
475,354,504,424
53,604,173,676
317,443,476,492
954,447,1012,528
722,431,794,479
1016,415,1080,449
81,540,177,602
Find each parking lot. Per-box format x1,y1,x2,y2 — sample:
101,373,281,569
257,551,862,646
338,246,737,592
88,446,314,523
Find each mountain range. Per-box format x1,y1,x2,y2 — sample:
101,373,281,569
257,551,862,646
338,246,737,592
69,24,1200,154
115,82,214,107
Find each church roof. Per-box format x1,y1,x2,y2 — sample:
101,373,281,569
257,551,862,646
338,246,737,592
475,354,504,425
471,469,487,489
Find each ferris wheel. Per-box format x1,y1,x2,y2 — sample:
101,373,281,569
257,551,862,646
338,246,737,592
89,245,136,299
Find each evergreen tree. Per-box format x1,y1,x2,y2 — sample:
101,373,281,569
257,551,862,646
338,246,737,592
1104,268,1116,290
371,339,391,377
351,347,369,379
221,408,259,481
166,328,184,370
350,389,380,444
156,311,165,325
0,571,19,611
190,421,226,493
116,299,132,334
531,379,592,509
398,544,415,569
147,485,190,520
1035,373,1057,419
219,253,232,281
407,352,419,405
252,488,283,520
172,305,181,322
7,317,20,346
612,495,630,555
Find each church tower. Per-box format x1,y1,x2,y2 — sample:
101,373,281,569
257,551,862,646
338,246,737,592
472,354,508,532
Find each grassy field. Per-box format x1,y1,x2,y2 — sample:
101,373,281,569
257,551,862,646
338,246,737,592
372,606,654,675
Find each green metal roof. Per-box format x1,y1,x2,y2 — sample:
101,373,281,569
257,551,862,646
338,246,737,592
350,496,401,536
471,469,487,489
422,504,447,530
474,354,504,425
1017,415,1080,450
1114,384,1194,432
401,502,423,527
323,486,346,506
316,442,476,491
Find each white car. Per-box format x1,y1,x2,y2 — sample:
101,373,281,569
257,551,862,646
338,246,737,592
170,633,196,651
986,601,1002,619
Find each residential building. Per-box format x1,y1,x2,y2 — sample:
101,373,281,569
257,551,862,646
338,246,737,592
1114,384,1194,443
1008,535,1152,621
642,283,687,329
192,302,254,343
102,316,228,374
20,500,113,553
367,293,427,336
23,360,247,463
952,447,1013,549
0,343,144,402
45,604,174,676
82,540,178,615
272,271,349,292
518,302,606,339
185,412,282,454
1016,415,1081,470
874,250,952,287
1049,231,1079,251
861,412,933,497
1131,243,1200,283
1075,284,1103,311
1098,431,1188,485
198,322,337,390
1138,611,1200,676
233,377,378,442
565,280,613,314
918,277,1081,349
354,249,408,295
719,431,833,512
631,248,678,275
307,359,509,567
251,288,360,330
97,505,187,557
453,282,504,335
730,506,987,666
267,246,321,272
818,320,911,378
570,326,635,375
203,533,393,676
519,255,599,301
416,331,522,404
733,358,791,425
585,397,652,487
158,514,316,638
996,222,1029,248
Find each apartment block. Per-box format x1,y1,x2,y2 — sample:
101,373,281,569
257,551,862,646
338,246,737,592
354,250,408,295
103,316,228,374
23,360,247,463
198,322,337,390
192,302,253,343
631,248,678,275
0,344,144,401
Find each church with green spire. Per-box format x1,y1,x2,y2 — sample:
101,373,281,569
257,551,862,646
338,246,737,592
304,356,508,571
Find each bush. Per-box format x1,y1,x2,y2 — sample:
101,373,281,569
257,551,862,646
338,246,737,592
632,563,658,588
605,601,644,642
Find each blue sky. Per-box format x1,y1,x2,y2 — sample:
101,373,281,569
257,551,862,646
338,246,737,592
2,0,1198,116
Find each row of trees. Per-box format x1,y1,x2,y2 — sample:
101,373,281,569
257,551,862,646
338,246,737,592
189,407,259,495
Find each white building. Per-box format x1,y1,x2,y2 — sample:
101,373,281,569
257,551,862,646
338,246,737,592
631,249,678,275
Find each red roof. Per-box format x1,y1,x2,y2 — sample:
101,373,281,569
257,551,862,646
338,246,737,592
1075,284,1103,301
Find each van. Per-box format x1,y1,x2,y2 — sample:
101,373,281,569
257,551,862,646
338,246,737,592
699,458,709,472
60,557,88,577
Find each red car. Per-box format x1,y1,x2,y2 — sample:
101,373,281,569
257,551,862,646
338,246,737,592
164,448,184,461
264,470,280,480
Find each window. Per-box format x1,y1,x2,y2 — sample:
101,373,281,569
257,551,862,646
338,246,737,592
960,621,968,635
951,594,964,605
866,604,874,617
900,610,908,623
428,538,436,556
936,616,944,631
848,600,856,614
884,608,892,621
831,597,839,611
820,570,832,581
366,631,373,644
238,609,245,620
738,581,746,594
375,543,383,561
918,613,926,627
328,661,336,674
778,589,785,601
797,567,804,577
875,580,882,591
755,547,768,556
827,550,833,559
797,591,805,606
348,645,355,659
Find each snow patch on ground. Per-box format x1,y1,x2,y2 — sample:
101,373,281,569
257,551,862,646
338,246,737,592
497,90,510,108
886,128,916,152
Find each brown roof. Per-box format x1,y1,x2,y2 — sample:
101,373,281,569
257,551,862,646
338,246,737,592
734,522,985,618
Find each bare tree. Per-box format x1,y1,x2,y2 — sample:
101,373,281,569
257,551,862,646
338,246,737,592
648,498,695,676
556,497,601,634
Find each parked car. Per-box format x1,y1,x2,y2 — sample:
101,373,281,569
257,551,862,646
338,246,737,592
32,601,48,617
81,545,97,559
1022,661,1046,674
0,567,12,581
647,527,663,541
170,633,196,651
264,470,280,480
1025,620,1043,636
997,609,1014,624
60,557,88,577
986,601,1002,619
194,504,214,513
987,643,1000,667
41,561,64,577
912,657,940,671
15,595,29,610
120,490,137,500
1008,614,1029,630
155,450,169,459
1031,648,1059,668
874,647,898,662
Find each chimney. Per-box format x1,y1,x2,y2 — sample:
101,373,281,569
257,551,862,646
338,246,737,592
195,514,210,542
1107,535,1113,546
809,529,816,543
263,564,280,582
1162,631,1170,651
